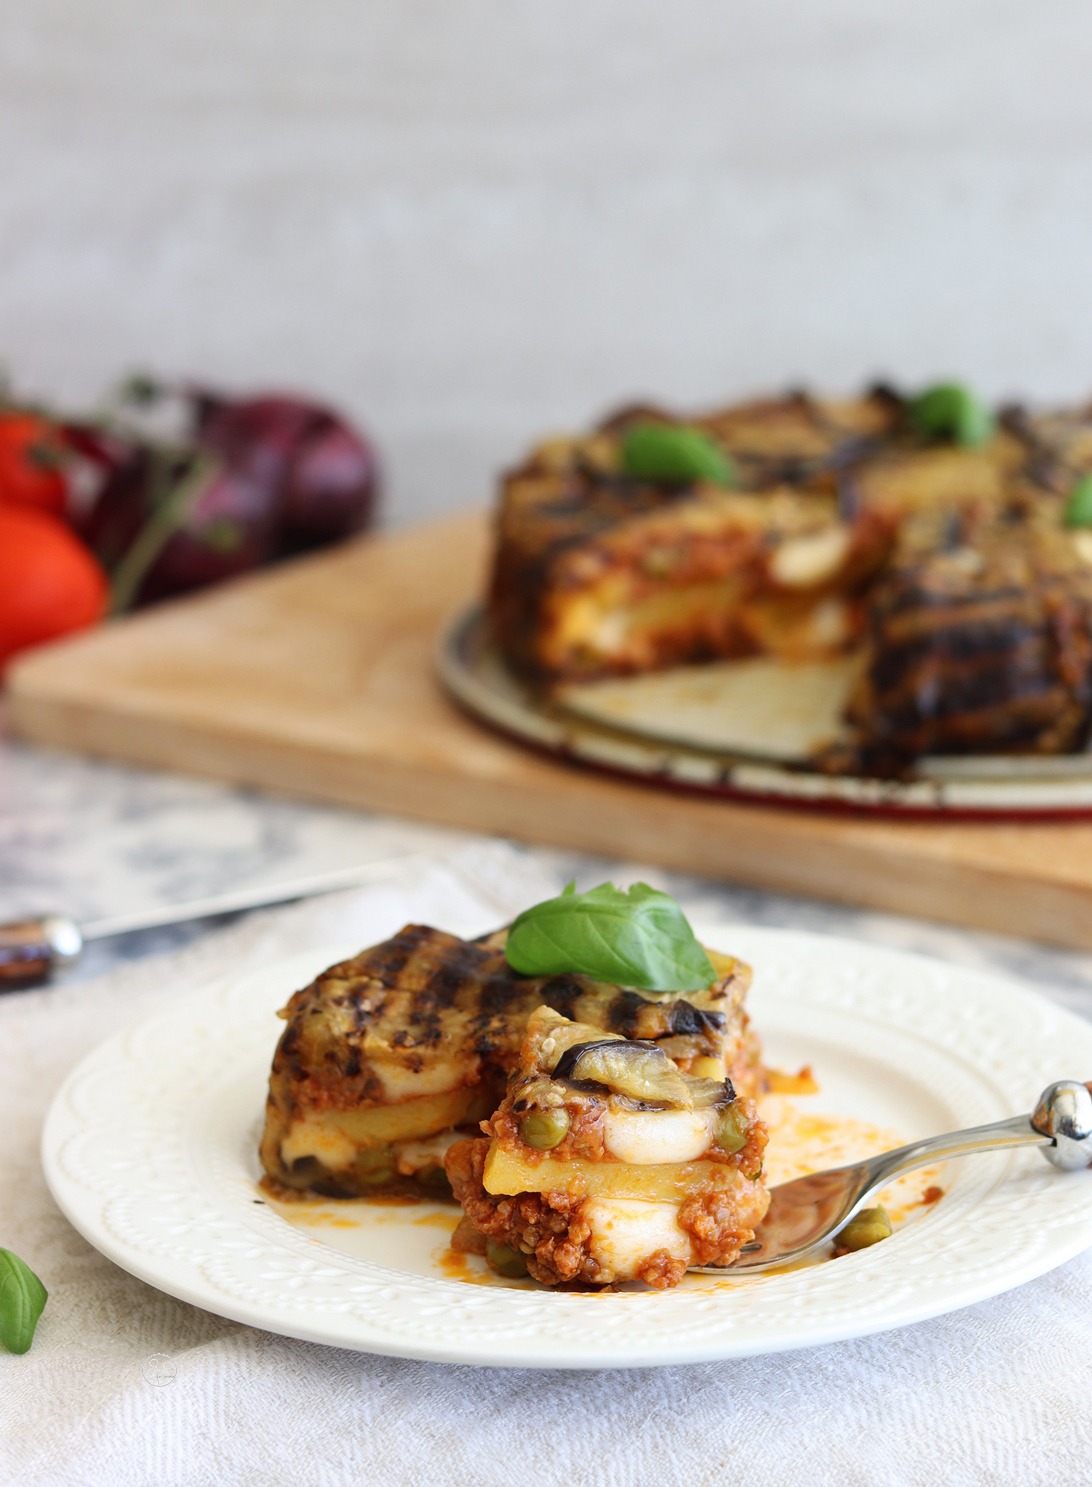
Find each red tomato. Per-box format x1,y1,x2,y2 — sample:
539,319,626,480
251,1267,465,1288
0,506,109,671
0,413,68,514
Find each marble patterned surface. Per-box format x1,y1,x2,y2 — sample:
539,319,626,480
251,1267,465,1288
5,732,1092,1023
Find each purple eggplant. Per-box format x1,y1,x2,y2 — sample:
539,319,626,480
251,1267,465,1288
278,415,379,556
75,383,379,611
196,393,378,558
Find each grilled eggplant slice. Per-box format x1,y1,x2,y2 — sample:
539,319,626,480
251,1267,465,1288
552,1038,694,1107
844,500,1092,768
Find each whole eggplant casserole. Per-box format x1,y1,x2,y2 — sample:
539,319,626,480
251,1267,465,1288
486,384,1092,774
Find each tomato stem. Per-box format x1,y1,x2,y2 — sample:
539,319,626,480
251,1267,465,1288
109,452,219,614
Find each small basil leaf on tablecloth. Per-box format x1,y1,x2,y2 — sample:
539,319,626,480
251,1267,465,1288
908,383,994,447
620,423,736,487
505,881,716,992
1063,475,1092,528
0,1248,48,1355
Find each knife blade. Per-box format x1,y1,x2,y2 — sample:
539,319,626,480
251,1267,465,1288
0,853,419,991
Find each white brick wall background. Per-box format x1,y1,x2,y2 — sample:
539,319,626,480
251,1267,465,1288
3,1,1092,525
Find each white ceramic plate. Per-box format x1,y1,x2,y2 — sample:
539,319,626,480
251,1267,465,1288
42,927,1092,1369
437,607,1092,816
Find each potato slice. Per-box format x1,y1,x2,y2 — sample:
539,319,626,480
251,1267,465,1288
483,1144,753,1202
283,1086,492,1168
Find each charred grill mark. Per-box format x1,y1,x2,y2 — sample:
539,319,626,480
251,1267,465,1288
535,975,589,1020
356,924,431,981
665,1002,727,1038
874,670,1065,733
606,988,653,1036
406,1015,446,1048
868,619,1047,692
878,579,1030,622
423,956,476,1008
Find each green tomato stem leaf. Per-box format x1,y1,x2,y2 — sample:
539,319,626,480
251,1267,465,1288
505,881,717,992
908,383,994,448
620,423,736,488
0,1249,48,1355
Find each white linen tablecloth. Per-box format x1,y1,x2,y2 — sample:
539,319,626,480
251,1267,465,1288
2,844,1091,1487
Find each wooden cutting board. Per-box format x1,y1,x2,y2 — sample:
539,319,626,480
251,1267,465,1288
10,510,1092,952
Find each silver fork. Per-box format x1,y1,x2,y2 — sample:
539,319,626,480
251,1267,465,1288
690,1079,1092,1275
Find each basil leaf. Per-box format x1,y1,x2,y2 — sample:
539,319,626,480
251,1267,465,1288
0,1249,48,1355
620,423,736,487
505,881,716,993
908,383,994,448
1064,475,1092,528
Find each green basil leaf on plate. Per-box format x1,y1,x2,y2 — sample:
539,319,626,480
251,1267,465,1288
620,423,736,487
505,881,717,993
1063,474,1092,528
0,1249,48,1355
908,383,994,447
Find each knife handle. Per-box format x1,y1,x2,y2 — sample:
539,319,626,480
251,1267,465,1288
0,916,83,991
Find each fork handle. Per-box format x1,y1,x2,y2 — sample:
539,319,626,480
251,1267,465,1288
865,1112,1049,1191
0,916,83,991
867,1080,1092,1187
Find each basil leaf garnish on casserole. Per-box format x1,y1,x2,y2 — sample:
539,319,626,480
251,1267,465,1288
505,882,717,993
619,422,736,487
0,1249,48,1355
1064,474,1092,528
908,382,994,447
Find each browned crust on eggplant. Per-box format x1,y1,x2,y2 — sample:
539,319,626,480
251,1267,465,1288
842,498,1092,769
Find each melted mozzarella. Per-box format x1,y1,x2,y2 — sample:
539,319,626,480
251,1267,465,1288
393,1130,463,1175
583,1198,690,1277
372,1059,466,1100
769,526,850,587
602,1108,714,1165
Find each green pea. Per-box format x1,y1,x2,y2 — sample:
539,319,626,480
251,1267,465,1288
1064,475,1092,528
355,1145,394,1186
355,1147,392,1171
620,423,736,487
908,383,994,447
357,1165,395,1188
485,1242,529,1279
716,1103,750,1155
518,1107,570,1151
837,1205,893,1252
